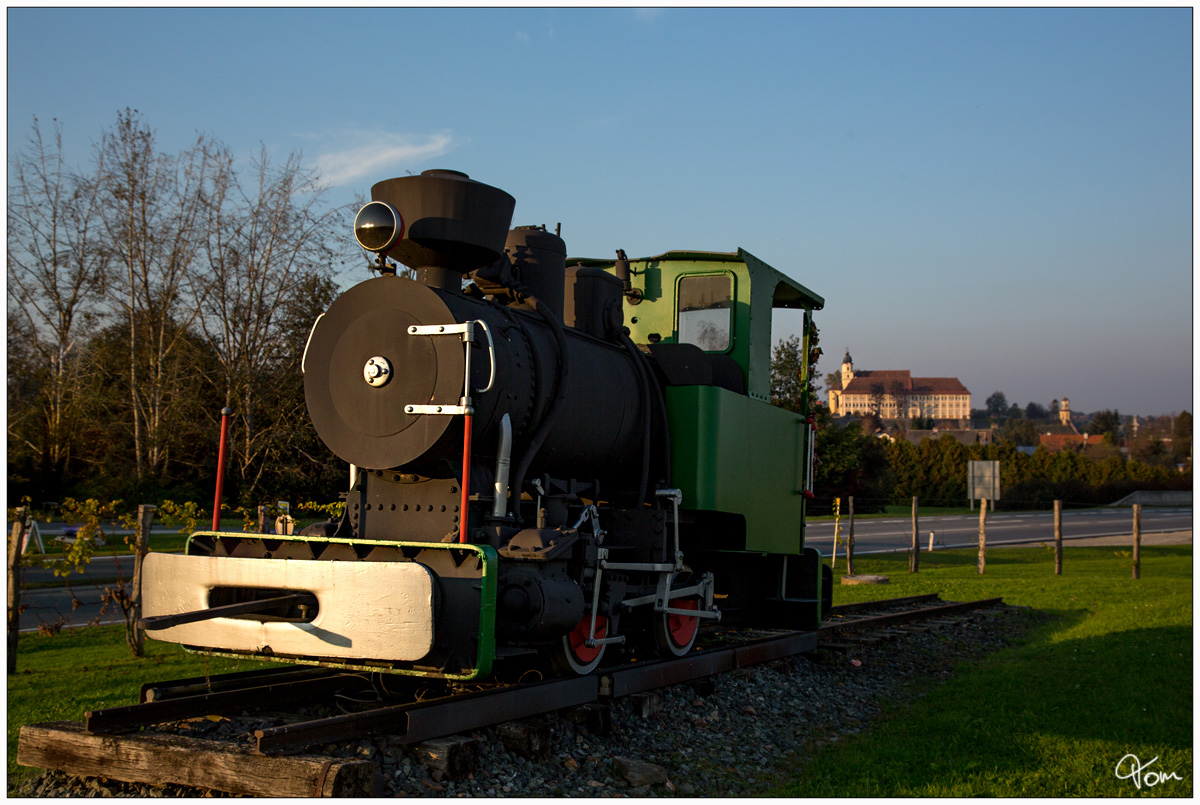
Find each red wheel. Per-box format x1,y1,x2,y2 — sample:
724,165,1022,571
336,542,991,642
558,614,609,674
655,597,700,657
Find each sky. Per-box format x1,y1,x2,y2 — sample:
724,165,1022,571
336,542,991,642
7,7,1194,416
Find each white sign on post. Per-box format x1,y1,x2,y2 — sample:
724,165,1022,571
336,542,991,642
968,460,1000,503
20,520,45,555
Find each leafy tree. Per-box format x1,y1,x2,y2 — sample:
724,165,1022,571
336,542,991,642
985,391,1008,418
1128,435,1171,467
1024,401,1048,420
769,335,805,414
74,312,221,498
1007,403,1023,420
812,418,890,512
999,417,1039,447
1087,409,1122,446
246,271,345,502
859,411,884,434
1172,411,1192,465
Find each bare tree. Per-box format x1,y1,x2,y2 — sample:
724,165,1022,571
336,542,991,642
195,147,341,500
889,380,911,421
868,382,887,418
7,117,109,491
95,109,223,485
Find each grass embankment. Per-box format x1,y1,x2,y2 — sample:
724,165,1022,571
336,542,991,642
775,545,1192,797
7,628,273,793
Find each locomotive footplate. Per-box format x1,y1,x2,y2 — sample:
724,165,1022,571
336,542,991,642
141,533,498,681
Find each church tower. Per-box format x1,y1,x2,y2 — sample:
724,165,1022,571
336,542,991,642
1059,397,1072,427
841,349,855,388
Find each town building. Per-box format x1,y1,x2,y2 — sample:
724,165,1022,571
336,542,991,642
828,350,971,426
1039,432,1106,453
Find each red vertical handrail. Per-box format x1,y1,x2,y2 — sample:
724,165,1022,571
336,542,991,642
212,407,233,531
459,414,473,543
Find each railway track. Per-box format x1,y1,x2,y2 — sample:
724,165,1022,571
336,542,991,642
16,594,1011,796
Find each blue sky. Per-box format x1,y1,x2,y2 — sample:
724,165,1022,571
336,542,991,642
7,7,1193,416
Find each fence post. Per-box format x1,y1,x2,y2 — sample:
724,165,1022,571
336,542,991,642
909,496,919,573
1132,503,1142,580
831,497,841,572
257,505,267,535
846,496,856,577
129,504,156,656
8,507,29,674
1054,500,1063,576
977,498,988,574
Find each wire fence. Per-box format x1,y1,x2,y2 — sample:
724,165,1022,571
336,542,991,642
807,494,1190,515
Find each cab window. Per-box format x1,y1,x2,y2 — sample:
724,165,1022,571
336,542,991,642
677,274,733,352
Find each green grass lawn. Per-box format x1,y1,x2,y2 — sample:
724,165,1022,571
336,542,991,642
773,544,1193,797
7,628,273,793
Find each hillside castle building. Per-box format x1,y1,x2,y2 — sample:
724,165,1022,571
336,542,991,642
828,350,971,425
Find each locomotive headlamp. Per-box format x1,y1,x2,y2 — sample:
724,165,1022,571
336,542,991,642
354,201,404,253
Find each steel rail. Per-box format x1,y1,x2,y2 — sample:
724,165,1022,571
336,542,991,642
817,597,1004,638
254,676,599,755
86,672,367,734
824,593,942,617
140,665,338,704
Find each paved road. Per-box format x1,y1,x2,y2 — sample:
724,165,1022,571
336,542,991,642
16,555,142,634
21,554,136,586
805,507,1192,556
16,582,125,633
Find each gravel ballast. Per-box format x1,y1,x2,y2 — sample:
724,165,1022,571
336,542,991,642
15,608,1040,797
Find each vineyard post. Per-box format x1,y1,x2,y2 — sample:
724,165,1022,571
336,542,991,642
1054,500,1063,575
909,496,919,573
8,506,29,673
846,496,856,577
977,498,988,574
130,504,156,656
831,497,841,572
1132,503,1142,580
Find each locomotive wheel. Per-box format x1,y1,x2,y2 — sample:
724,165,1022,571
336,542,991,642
555,614,609,675
654,597,700,657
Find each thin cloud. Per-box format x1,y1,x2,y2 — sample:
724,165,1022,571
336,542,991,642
516,30,531,44
314,131,455,187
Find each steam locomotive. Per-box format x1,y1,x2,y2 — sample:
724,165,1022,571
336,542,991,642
141,170,828,680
